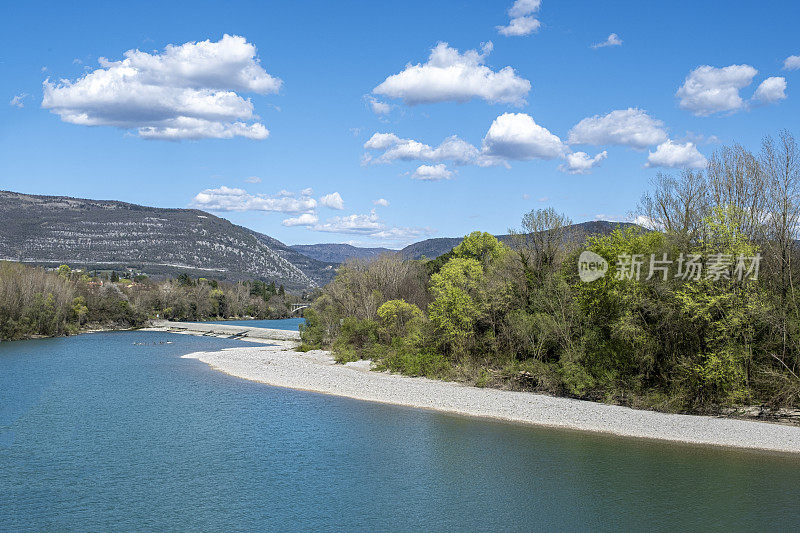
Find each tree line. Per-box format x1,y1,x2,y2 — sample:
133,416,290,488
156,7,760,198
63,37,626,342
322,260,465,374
301,130,800,414
0,262,301,341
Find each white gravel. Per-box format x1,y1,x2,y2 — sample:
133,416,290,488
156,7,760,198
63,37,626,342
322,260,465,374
183,341,800,454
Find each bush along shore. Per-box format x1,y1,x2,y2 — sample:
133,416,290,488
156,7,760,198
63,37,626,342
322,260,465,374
301,131,800,417
0,262,305,341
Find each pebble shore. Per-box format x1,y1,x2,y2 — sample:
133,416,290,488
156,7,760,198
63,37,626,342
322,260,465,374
183,340,800,454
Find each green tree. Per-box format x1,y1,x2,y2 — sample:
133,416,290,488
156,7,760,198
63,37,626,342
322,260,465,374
428,257,485,354
377,299,424,343
453,231,507,263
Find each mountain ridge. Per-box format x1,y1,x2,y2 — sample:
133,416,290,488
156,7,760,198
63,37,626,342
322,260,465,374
289,243,393,263
0,190,336,289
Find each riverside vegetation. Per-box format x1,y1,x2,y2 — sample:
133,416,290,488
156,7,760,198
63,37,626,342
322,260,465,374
301,131,800,414
0,262,303,341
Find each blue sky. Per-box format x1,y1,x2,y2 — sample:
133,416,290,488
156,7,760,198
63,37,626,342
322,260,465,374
2,0,799,248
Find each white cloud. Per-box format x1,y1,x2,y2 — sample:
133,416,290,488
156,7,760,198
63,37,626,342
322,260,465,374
676,64,757,116
567,108,667,149
42,34,280,140
300,187,313,196
365,112,564,169
784,55,800,71
313,210,383,234
481,112,565,160
363,132,480,165
646,140,707,169
364,95,392,115
363,132,402,150
244,176,261,183
411,164,454,181
631,215,658,230
308,209,427,243
592,33,622,49
374,198,390,206
9,93,28,108
282,213,319,227
753,76,787,104
497,16,541,37
559,150,608,174
497,0,542,37
191,186,316,213
372,42,530,106
320,192,345,210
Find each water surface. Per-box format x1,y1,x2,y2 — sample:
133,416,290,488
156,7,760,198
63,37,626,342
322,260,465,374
1,328,799,531
195,317,305,330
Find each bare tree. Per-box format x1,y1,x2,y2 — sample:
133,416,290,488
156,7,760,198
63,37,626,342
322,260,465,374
637,170,708,246
705,143,766,242
509,207,573,274
761,130,800,361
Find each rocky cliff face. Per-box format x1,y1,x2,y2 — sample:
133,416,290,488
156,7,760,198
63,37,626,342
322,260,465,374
0,191,335,289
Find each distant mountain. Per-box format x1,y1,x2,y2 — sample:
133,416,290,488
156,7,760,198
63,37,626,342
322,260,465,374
290,243,392,263
399,220,642,260
0,191,336,290
295,220,644,266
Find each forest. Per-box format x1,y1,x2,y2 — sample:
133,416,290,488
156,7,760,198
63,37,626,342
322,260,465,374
0,262,300,341
301,131,800,414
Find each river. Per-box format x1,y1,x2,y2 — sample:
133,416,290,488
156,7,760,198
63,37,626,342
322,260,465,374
1,324,799,531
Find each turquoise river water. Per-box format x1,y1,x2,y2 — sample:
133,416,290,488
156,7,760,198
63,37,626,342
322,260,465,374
1,322,800,531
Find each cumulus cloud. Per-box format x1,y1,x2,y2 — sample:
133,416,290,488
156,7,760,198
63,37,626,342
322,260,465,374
753,76,787,104
567,108,667,149
559,150,608,174
282,213,319,227
313,210,383,234
481,112,565,160
646,140,707,169
784,55,800,71
497,0,542,37
374,198,390,206
676,64,758,116
191,186,316,213
411,164,454,181
310,209,428,242
9,93,28,108
592,33,622,49
364,112,565,170
372,42,530,106
363,132,480,165
42,34,281,140
244,176,261,183
320,192,345,210
364,95,392,115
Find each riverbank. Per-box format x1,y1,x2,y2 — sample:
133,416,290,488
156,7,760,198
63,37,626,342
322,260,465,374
182,339,800,454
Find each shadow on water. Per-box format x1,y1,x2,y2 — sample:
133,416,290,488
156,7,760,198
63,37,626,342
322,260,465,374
1,328,799,532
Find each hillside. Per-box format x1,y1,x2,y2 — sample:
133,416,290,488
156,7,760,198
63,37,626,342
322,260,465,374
398,220,642,260
290,243,392,263
0,191,336,289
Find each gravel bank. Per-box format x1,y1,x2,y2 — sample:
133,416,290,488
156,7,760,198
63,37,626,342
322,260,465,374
183,341,800,454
